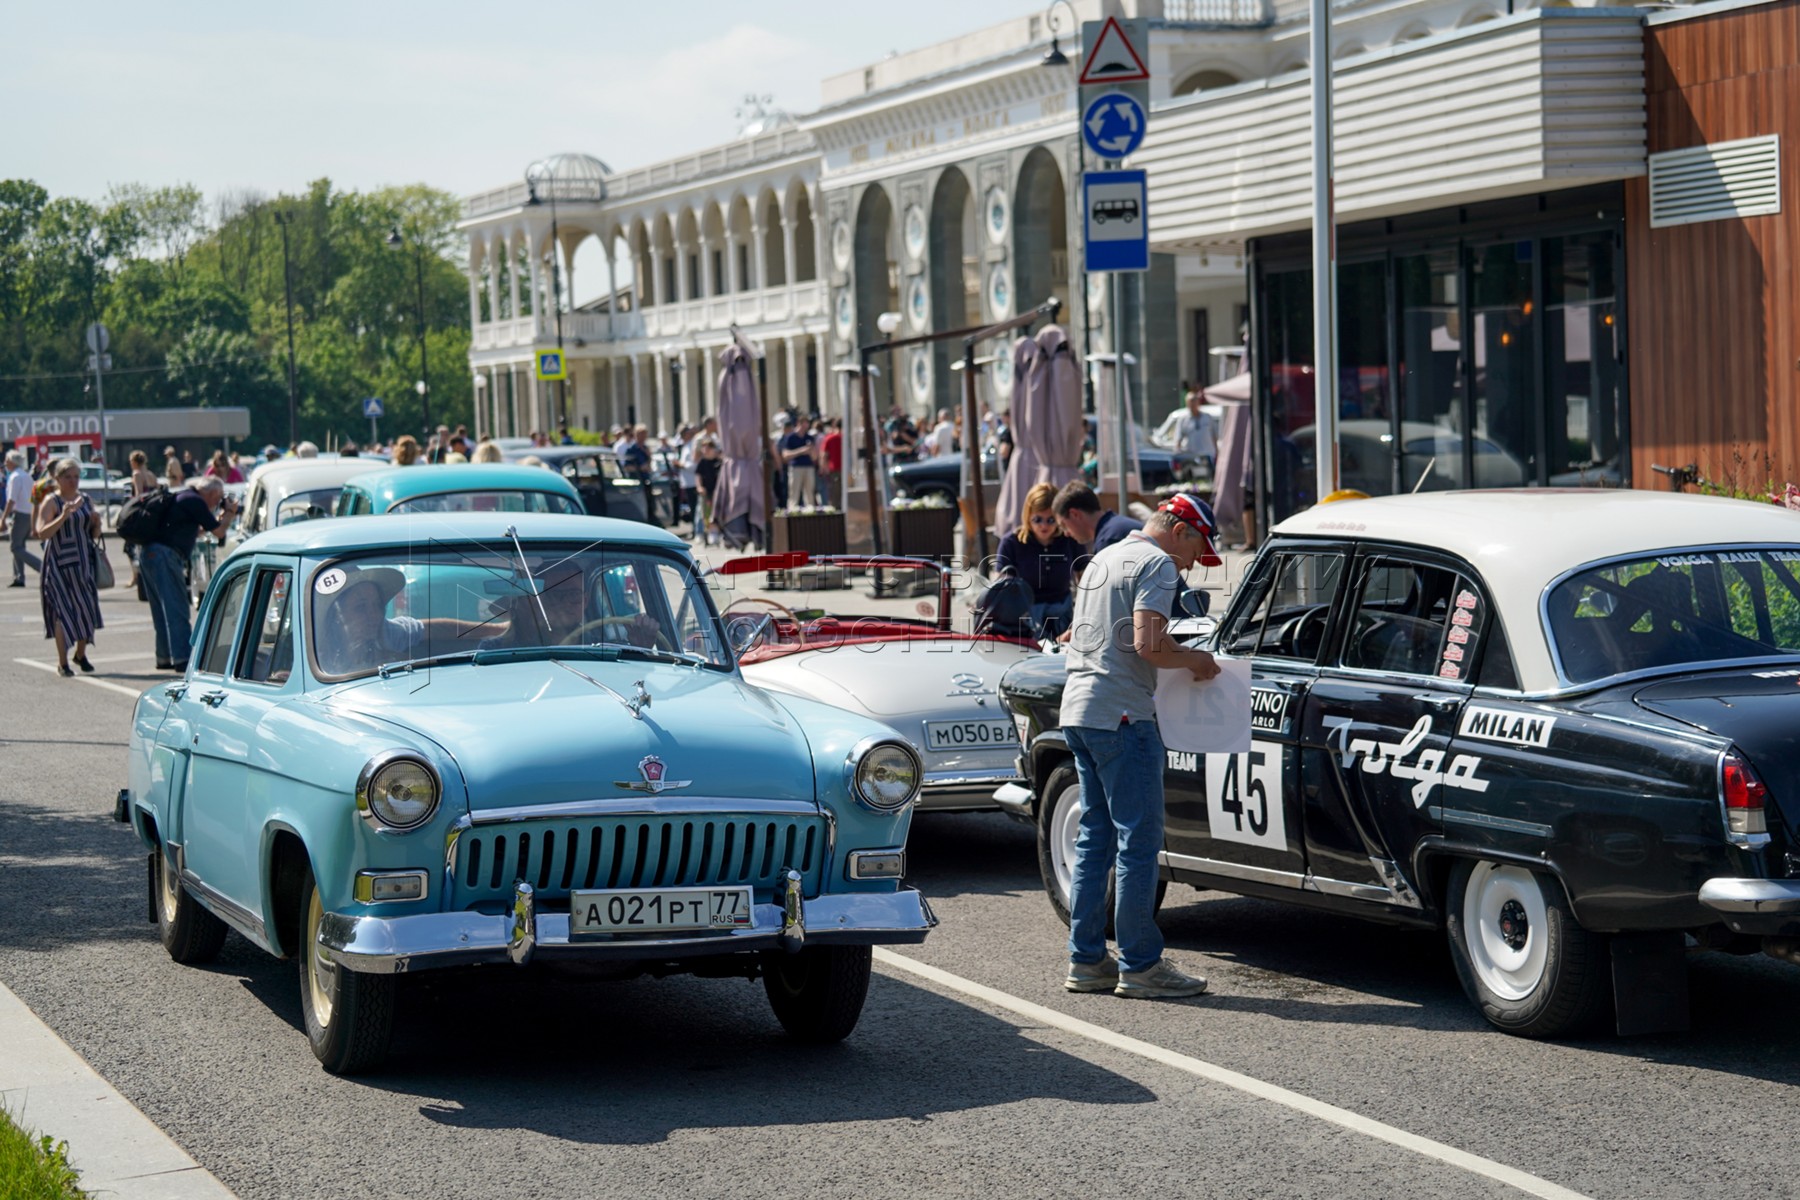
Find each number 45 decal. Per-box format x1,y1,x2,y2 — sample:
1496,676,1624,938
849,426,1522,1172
1204,739,1288,851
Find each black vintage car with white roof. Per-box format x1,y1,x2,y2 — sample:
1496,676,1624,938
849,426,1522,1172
997,491,1800,1037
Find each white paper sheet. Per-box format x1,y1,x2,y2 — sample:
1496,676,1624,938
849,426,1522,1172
1154,656,1253,754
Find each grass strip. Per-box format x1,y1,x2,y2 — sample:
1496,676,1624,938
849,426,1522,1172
0,1105,87,1200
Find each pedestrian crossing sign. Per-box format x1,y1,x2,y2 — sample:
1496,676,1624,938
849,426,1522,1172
535,350,566,381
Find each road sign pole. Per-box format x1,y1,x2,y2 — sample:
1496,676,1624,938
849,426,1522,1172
1113,273,1130,515
92,348,106,467
370,416,378,446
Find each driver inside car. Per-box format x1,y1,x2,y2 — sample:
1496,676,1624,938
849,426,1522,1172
480,567,661,650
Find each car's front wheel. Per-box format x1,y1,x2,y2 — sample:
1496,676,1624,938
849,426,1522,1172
1036,764,1165,932
761,945,872,1044
155,849,227,964
1446,859,1610,1038
296,866,394,1074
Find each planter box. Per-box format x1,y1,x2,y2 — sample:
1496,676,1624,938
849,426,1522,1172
889,506,957,563
772,511,848,557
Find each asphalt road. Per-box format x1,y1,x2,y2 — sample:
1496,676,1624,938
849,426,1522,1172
3,556,1800,1200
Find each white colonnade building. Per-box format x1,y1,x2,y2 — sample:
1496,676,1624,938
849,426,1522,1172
460,115,826,439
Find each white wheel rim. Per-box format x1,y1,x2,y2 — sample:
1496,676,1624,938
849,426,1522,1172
305,888,336,1027
1462,862,1549,1002
158,851,179,923
1051,783,1082,910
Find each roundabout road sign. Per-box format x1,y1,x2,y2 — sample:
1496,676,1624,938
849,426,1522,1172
1082,91,1147,161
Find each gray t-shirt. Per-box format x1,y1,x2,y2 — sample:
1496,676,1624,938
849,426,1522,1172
1061,532,1181,728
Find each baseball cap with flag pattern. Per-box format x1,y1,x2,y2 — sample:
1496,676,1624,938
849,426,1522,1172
1156,493,1223,568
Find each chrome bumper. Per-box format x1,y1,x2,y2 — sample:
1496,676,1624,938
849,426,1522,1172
1699,877,1800,934
319,878,937,976
918,767,1021,812
991,782,1036,824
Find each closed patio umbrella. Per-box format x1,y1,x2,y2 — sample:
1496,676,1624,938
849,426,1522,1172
711,343,766,549
993,323,1084,545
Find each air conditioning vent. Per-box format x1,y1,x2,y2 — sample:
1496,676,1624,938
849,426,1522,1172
1649,135,1782,229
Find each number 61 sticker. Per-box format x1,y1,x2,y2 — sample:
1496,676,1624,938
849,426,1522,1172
1204,739,1288,851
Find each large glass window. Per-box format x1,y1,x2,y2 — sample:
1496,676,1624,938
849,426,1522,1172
1469,242,1537,488
197,571,251,677
1257,205,1624,509
1397,250,1467,490
1543,232,1622,486
1341,559,1479,681
1262,269,1315,521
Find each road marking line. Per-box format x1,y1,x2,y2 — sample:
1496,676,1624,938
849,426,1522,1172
13,657,149,699
873,949,1591,1200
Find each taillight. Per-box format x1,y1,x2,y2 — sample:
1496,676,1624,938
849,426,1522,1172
1722,750,1769,837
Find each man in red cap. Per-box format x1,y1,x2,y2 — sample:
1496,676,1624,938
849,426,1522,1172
1060,492,1221,1000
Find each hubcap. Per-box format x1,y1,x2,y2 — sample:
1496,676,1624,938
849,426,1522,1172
1462,862,1550,1002
1051,783,1082,910
304,888,336,1027
157,851,179,924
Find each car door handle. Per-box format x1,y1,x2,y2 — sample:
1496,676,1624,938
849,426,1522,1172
198,690,228,708
1413,693,1461,711
164,684,188,701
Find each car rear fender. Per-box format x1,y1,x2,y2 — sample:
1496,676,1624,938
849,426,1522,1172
1411,837,1580,927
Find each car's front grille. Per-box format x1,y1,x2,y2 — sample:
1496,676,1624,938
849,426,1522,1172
452,814,828,904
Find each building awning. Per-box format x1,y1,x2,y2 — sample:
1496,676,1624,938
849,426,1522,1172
1138,9,1646,251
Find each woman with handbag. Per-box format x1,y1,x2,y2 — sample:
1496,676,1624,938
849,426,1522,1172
34,458,104,676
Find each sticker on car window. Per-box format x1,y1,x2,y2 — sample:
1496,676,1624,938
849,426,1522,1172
1455,590,1478,610
315,568,347,595
1447,626,1470,645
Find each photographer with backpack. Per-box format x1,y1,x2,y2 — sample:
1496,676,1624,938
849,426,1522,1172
135,478,237,671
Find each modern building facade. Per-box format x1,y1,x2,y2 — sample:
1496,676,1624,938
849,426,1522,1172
461,0,1794,516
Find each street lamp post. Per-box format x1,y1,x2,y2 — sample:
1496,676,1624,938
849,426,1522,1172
272,208,301,447
1039,0,1095,412
386,225,432,432
527,165,569,433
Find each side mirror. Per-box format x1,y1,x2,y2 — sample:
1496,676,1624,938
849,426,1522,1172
1179,586,1211,618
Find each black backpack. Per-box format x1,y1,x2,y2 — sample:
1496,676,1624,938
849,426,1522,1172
115,486,175,546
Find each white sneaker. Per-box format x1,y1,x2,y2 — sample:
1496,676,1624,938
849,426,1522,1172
1064,955,1120,993
1115,958,1209,1000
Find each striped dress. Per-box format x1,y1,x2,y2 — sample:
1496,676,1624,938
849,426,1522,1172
40,494,102,643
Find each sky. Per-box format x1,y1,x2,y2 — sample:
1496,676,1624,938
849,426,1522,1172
5,0,1032,204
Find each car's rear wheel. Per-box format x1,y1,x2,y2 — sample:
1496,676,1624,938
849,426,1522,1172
296,866,394,1074
1036,764,1165,932
762,945,872,1044
1446,859,1610,1038
155,848,227,964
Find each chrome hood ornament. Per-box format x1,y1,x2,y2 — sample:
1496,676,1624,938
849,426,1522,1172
627,678,652,718
615,754,691,794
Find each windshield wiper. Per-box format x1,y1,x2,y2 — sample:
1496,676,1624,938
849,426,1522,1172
470,642,711,668
376,650,480,678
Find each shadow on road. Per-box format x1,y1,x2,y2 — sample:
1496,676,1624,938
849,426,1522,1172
905,811,1038,901
0,798,148,952
231,956,1157,1145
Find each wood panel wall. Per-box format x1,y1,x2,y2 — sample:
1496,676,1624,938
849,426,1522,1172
1625,0,1800,493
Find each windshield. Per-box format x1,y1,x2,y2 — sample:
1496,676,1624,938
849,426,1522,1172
1547,548,1800,683
274,488,343,526
307,539,729,681
386,490,582,515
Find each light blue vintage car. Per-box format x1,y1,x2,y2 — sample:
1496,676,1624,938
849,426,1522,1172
123,512,933,1074
332,463,585,517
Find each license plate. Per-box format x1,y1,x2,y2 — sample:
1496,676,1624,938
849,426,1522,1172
569,886,752,935
924,718,1018,750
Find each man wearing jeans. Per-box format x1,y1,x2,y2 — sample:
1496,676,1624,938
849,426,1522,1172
142,478,236,670
2,452,40,587
1061,493,1223,999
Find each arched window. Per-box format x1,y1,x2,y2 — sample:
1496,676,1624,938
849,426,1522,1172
1172,68,1242,96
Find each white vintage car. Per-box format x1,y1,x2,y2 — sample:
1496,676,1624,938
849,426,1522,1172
717,554,1043,813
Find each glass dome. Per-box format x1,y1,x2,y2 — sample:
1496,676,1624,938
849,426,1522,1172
525,153,610,203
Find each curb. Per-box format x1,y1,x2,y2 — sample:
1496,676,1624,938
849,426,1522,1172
0,980,237,1200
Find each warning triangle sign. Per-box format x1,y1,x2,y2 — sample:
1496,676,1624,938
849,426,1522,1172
1078,17,1150,85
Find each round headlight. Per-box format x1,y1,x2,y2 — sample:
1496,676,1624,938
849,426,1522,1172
851,741,921,812
358,755,440,830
